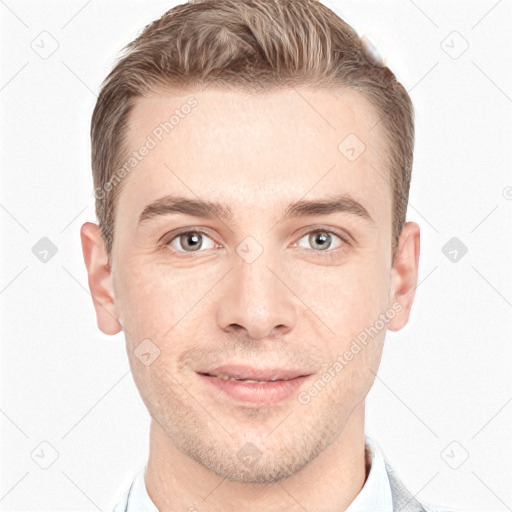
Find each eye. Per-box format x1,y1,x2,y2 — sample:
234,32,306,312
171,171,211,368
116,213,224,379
164,229,218,254
293,229,349,253
161,227,351,258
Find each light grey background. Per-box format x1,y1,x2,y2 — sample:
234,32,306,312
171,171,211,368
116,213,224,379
1,0,511,510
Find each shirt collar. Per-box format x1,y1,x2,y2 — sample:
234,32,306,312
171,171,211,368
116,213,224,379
345,434,394,512
124,465,158,512
114,434,393,512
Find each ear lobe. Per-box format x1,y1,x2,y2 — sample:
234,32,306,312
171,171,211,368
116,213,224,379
387,221,421,332
80,222,122,335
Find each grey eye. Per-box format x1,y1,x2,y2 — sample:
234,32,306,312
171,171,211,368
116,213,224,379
296,230,343,251
168,231,216,252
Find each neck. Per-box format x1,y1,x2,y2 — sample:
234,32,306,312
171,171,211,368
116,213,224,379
145,402,367,512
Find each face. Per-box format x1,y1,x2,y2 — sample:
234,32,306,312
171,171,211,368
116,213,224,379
81,86,419,483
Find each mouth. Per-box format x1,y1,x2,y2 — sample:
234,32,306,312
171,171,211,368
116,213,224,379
196,365,313,404
198,372,302,383
196,364,311,382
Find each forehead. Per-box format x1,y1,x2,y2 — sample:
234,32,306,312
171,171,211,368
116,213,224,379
117,87,391,228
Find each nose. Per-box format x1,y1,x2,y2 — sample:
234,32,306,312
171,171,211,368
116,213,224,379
216,253,298,340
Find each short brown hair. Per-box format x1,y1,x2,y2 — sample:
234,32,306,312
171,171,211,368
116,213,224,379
91,0,414,263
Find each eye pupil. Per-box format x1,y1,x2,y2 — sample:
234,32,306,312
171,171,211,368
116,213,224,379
180,232,202,251
309,231,331,250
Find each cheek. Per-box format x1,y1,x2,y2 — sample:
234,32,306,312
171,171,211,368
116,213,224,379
292,259,389,399
115,264,191,415
113,258,222,347
113,260,172,342
290,258,389,343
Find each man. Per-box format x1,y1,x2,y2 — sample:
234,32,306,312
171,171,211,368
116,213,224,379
80,1,455,510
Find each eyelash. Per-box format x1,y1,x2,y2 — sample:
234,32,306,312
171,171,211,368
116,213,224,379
160,227,352,260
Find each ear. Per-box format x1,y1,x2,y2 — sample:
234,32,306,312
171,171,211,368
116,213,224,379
80,222,122,335
387,221,421,332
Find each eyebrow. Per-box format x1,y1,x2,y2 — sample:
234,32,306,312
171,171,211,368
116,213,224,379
137,194,374,226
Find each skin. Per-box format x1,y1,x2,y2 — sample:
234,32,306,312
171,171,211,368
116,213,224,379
81,86,420,512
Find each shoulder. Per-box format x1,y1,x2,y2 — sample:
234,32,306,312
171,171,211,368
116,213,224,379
368,437,461,512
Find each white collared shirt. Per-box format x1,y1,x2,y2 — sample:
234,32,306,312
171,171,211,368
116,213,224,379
346,434,394,511
113,435,393,512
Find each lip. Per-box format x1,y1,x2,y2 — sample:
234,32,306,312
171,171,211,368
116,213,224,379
197,372,312,404
197,364,310,381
